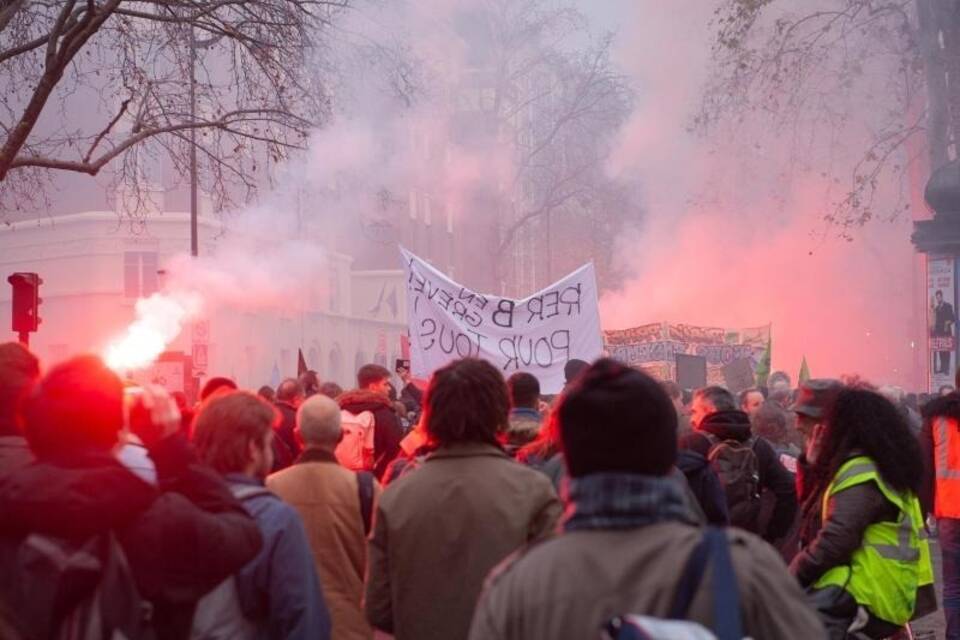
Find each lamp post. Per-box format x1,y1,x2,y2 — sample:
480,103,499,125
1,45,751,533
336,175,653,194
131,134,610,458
912,160,960,393
186,27,222,258
189,27,198,257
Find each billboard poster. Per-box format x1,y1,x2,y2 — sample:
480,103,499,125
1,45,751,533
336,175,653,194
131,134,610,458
929,256,957,393
604,323,771,387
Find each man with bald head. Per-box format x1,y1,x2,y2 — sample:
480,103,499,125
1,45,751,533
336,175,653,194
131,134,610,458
267,394,380,640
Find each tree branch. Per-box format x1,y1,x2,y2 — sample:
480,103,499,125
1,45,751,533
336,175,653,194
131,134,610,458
9,109,309,175
82,96,132,163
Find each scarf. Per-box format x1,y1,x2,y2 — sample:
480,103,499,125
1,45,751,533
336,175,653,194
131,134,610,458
562,472,696,532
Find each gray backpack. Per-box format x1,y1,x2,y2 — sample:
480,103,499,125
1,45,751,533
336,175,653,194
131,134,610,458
1,530,153,640
190,484,271,640
704,434,761,531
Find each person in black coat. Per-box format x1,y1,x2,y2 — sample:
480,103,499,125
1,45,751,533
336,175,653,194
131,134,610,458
272,378,303,470
680,385,797,542
675,448,729,526
338,364,403,480
0,356,263,640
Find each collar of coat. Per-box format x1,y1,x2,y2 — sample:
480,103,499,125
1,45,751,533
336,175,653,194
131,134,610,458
295,447,339,465
426,441,508,461
562,472,697,532
337,388,394,411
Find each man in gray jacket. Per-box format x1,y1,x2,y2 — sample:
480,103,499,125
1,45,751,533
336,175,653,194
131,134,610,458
469,358,824,640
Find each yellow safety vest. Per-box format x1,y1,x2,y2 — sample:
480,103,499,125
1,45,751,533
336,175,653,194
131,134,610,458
813,456,933,626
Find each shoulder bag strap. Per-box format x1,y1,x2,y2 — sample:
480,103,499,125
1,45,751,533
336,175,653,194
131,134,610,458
705,527,744,640
669,527,744,640
668,529,713,619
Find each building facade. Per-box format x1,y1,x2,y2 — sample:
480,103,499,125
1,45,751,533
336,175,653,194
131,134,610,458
0,211,407,393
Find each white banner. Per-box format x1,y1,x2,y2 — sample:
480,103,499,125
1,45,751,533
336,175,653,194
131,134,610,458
401,247,602,394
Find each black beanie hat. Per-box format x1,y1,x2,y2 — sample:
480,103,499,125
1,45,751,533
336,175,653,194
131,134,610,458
558,358,677,477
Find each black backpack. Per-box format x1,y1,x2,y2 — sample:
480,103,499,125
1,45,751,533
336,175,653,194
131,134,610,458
704,434,762,531
2,530,153,639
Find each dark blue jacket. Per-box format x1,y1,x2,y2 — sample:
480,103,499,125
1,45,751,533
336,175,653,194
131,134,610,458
226,474,331,640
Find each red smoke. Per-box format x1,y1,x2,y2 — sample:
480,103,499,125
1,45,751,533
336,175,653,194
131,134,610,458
598,2,925,388
600,178,923,388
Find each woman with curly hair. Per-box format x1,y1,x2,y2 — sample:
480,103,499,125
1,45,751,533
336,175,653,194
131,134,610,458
790,387,935,639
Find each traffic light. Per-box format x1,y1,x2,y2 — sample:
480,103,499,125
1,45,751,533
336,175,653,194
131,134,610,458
7,272,42,333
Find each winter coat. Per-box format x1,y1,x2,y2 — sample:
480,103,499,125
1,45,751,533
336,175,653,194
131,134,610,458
680,410,797,540
468,522,825,640
224,474,332,640
365,442,561,640
381,445,435,487
274,401,301,462
519,450,566,492
675,449,729,526
399,383,422,415
0,435,263,640
267,449,381,640
791,455,938,622
502,408,541,456
0,434,32,477
338,389,403,480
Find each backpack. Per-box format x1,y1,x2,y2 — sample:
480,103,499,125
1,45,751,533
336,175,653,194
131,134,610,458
704,434,761,531
603,528,744,640
190,484,271,640
335,409,377,471
2,530,153,640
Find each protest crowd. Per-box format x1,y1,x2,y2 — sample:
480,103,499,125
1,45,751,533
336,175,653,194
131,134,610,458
2,339,960,640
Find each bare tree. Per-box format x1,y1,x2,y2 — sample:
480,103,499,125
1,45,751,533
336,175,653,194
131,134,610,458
457,0,637,291
699,0,958,231
0,0,348,219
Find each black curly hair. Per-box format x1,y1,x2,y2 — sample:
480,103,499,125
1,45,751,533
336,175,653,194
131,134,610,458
802,388,922,519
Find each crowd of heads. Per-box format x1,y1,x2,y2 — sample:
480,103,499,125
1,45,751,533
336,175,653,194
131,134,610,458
1,339,952,638
1,339,946,484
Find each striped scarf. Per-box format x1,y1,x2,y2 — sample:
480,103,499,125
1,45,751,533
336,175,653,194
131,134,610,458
562,472,696,532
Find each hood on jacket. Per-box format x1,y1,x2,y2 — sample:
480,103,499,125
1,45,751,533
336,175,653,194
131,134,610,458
338,388,395,413
698,410,752,443
0,453,156,539
675,448,709,474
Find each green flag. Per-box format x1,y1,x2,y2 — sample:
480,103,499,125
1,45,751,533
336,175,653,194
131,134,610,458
755,336,772,387
799,356,811,384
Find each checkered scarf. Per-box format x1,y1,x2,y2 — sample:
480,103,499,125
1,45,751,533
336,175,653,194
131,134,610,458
562,472,696,532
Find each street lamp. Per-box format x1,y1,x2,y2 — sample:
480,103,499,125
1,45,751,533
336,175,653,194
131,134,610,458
187,27,222,257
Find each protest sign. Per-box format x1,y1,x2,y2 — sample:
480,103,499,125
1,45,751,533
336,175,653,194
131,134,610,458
401,247,602,393
605,323,771,386
722,358,756,394
676,354,707,389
